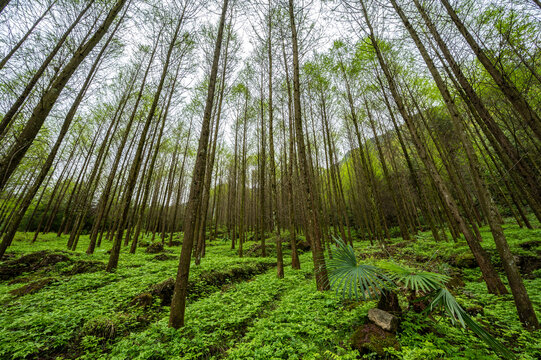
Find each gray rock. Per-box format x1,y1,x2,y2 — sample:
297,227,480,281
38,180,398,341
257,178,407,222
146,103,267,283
368,308,399,332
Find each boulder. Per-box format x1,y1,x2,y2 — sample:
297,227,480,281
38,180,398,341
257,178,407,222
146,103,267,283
368,308,399,332
350,323,399,356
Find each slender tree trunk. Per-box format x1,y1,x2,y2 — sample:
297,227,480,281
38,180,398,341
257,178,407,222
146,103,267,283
414,0,541,218
239,95,248,258
107,12,183,272
0,0,10,13
0,0,95,138
169,0,229,329
0,0,57,71
359,0,505,295
86,41,155,254
392,0,537,328
288,0,328,290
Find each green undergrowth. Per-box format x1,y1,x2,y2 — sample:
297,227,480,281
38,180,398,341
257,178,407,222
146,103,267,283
225,272,369,359
109,257,308,359
348,218,541,359
1,218,540,359
0,234,275,359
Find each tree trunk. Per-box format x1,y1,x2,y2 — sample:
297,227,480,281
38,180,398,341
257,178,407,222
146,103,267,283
288,0,328,291
393,0,537,328
169,0,229,329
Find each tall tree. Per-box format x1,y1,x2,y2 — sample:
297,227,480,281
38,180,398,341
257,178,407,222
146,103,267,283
288,0,329,291
169,0,230,328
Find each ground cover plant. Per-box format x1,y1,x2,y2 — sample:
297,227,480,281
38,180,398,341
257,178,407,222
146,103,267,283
1,221,540,359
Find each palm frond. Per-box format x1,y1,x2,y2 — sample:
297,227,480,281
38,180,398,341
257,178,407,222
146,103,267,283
326,238,392,300
429,288,515,359
380,262,449,293
325,238,514,358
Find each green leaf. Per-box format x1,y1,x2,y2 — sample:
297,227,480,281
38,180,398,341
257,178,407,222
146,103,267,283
428,288,516,359
326,238,392,300
379,262,449,292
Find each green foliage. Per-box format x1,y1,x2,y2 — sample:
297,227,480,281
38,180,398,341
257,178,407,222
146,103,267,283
0,234,274,359
327,237,515,359
2,221,540,359
381,262,449,292
327,238,391,300
430,288,515,359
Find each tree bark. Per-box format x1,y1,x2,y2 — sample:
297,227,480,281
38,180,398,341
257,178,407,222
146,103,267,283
288,0,329,290
169,0,229,329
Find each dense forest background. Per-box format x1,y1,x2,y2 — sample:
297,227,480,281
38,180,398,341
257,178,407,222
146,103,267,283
0,0,540,358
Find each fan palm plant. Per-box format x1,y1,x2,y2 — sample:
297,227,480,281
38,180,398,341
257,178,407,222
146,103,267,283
327,238,515,359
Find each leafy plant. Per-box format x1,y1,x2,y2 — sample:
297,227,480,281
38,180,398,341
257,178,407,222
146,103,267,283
429,288,513,359
326,239,391,300
327,238,515,359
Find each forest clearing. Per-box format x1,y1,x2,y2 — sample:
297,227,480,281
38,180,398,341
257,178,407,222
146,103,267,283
1,0,540,359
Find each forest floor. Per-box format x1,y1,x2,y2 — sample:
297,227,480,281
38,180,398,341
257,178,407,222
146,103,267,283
1,220,541,359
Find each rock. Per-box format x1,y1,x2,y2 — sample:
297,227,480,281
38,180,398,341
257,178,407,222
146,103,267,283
377,289,402,314
9,278,55,296
350,323,400,356
145,242,164,254
368,308,399,332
